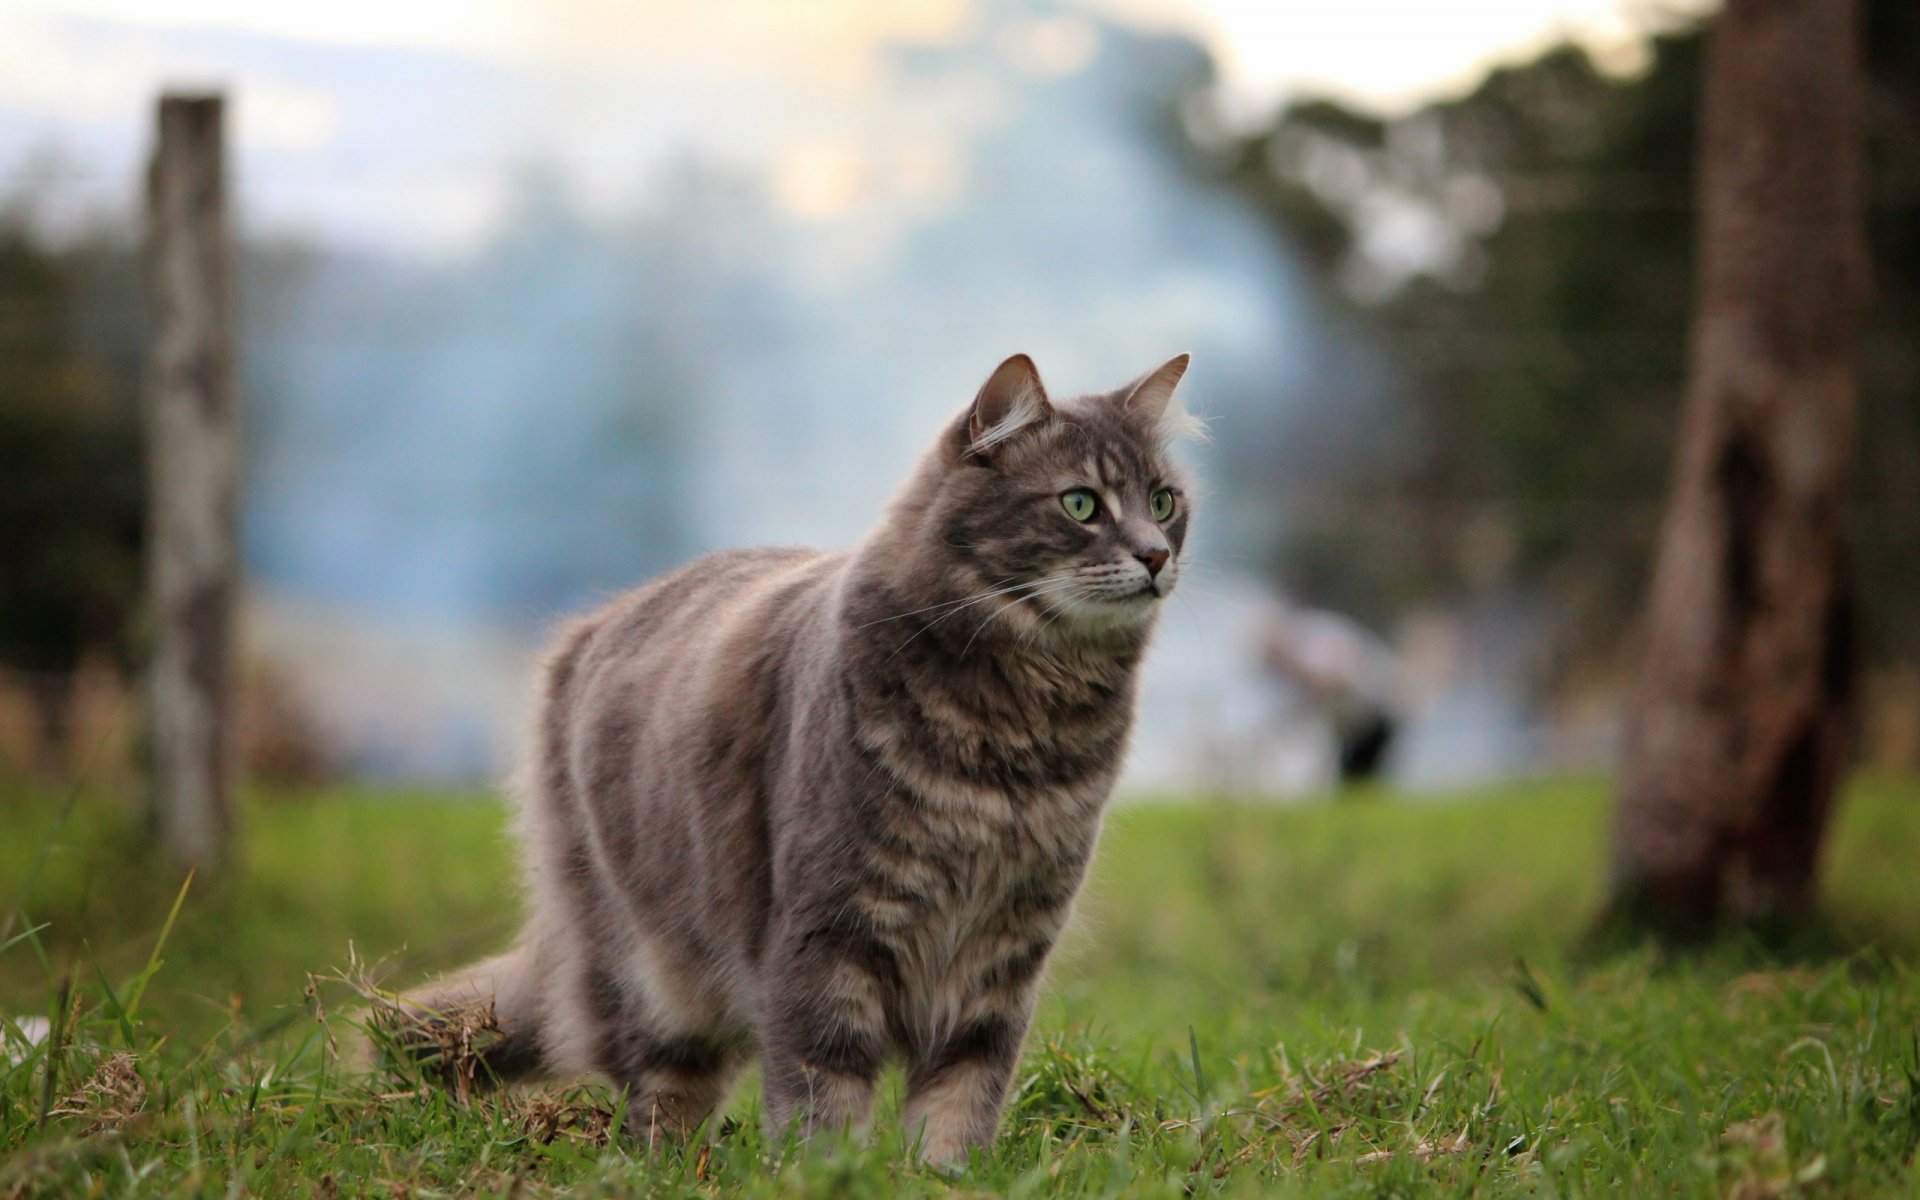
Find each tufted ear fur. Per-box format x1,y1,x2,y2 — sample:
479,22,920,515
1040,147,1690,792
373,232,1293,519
968,353,1053,454
1122,353,1206,441
1122,353,1190,421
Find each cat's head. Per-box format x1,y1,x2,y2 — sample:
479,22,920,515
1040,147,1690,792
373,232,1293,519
908,352,1201,636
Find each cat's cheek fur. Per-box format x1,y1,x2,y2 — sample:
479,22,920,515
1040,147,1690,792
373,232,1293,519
394,355,1197,1163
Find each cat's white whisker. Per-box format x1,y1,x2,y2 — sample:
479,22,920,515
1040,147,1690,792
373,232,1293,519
855,578,1027,627
955,578,1085,658
881,574,1079,663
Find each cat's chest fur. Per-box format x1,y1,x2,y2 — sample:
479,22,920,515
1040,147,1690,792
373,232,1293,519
868,776,1104,1044
852,642,1133,819
853,720,1113,1038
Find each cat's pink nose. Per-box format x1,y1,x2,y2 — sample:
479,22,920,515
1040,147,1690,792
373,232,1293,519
1136,549,1170,578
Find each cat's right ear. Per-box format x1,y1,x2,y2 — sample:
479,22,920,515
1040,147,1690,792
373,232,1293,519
967,353,1053,456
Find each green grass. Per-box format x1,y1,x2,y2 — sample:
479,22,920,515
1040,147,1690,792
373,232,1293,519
2,775,1918,1196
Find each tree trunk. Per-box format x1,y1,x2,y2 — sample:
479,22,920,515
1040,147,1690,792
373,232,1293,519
145,94,239,871
1608,0,1865,932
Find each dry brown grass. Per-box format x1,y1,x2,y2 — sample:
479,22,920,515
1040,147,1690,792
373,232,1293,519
49,1051,145,1136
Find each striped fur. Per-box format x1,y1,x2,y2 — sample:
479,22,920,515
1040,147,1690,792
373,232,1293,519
407,353,1195,1165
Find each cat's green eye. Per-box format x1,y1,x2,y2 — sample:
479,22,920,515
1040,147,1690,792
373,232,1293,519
1150,487,1176,522
1061,489,1100,522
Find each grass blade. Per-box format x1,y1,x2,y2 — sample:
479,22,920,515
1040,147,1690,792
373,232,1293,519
1188,1025,1209,1104
125,870,195,1020
35,975,71,1129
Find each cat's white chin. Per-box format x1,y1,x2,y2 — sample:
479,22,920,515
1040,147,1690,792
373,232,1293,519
1054,588,1165,631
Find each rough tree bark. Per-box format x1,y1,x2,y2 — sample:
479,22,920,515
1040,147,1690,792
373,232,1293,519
145,94,238,871
1608,0,1866,932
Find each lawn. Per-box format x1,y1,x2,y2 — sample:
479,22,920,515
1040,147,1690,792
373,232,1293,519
2,775,1917,1196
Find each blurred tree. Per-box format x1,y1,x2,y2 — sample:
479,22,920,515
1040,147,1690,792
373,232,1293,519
1609,0,1864,930
0,208,144,762
1201,0,1919,701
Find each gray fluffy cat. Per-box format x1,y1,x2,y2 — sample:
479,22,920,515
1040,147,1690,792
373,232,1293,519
405,352,1198,1165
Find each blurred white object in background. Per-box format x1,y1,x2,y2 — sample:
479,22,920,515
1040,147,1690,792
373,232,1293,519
3,1016,50,1065
1261,603,1402,784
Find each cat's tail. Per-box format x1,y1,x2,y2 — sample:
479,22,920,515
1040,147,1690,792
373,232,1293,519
373,944,554,1092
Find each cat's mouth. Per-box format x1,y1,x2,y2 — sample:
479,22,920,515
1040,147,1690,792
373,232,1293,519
1133,570,1176,600
1052,565,1173,619
1098,580,1167,605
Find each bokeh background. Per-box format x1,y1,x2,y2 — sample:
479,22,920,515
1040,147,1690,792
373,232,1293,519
4,4,1919,1194
2,0,1916,796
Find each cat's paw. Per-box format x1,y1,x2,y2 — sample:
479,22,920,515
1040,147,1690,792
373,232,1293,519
914,1139,979,1177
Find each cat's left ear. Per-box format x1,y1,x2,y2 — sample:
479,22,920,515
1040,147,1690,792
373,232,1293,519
1122,353,1191,422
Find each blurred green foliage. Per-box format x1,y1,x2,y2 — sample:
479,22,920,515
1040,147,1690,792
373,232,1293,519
0,211,144,688
1208,1,1920,679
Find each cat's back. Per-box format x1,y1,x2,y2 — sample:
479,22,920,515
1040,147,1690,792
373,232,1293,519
560,546,838,694
547,546,846,776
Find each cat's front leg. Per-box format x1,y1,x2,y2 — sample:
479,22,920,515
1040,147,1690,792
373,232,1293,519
903,1005,1032,1169
758,937,891,1146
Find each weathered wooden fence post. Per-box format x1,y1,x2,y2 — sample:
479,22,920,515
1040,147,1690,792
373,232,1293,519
145,93,238,870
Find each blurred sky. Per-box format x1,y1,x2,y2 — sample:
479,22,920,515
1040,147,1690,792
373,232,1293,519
1,0,1710,255
0,0,1691,784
